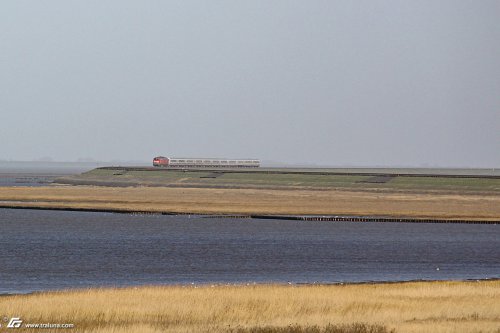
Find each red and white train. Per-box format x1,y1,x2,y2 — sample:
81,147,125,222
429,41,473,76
153,156,260,168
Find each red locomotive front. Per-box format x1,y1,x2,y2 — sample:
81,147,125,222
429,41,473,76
153,156,169,167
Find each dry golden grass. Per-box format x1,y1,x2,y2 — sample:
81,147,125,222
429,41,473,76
1,281,499,333
0,185,499,221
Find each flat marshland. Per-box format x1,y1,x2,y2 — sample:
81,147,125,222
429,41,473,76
1,281,499,333
0,185,499,221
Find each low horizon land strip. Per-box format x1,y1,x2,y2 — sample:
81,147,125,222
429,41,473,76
0,167,498,221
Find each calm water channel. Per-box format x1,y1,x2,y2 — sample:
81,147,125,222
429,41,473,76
0,208,499,294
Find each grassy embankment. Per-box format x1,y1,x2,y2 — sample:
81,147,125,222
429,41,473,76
0,281,499,333
59,168,500,194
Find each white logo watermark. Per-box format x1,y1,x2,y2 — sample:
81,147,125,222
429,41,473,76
6,318,22,328
2,317,74,329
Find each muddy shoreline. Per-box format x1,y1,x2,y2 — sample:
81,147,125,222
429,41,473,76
1,205,498,224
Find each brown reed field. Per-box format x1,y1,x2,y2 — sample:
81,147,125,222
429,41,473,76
0,281,499,333
0,185,499,221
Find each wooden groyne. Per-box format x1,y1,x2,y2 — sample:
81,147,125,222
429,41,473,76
251,215,500,225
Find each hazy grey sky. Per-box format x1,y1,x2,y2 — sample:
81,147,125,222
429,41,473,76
1,1,499,167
